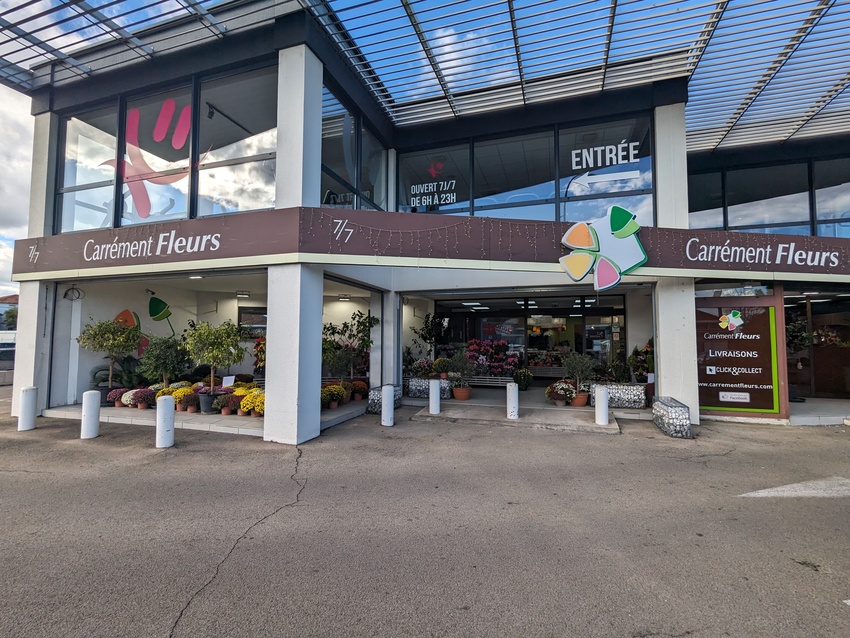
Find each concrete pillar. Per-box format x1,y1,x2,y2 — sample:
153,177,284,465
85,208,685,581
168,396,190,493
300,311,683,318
28,112,59,239
381,291,401,387
653,103,689,229
654,278,700,424
12,282,53,417
369,291,382,388
264,263,324,444
276,45,323,209
386,149,398,211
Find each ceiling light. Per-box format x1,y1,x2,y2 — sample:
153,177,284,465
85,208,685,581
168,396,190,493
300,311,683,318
570,314,581,317
462,302,480,306
189,275,204,279
338,294,351,302
236,290,250,298
809,299,830,303
473,306,489,310
802,292,819,296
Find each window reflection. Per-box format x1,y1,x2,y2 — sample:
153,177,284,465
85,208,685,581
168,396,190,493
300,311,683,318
398,144,471,213
727,164,808,228
814,158,850,222
688,172,723,229
473,132,554,211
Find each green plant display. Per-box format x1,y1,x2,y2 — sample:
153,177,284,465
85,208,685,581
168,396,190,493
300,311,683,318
182,320,247,390
137,335,190,386
410,312,447,356
562,352,596,390
512,368,534,390
322,310,379,380
77,318,142,388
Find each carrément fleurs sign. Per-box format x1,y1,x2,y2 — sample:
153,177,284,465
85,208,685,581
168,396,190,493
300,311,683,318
696,306,779,413
12,207,850,279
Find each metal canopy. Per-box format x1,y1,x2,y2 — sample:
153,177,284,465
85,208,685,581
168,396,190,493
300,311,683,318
2,0,850,152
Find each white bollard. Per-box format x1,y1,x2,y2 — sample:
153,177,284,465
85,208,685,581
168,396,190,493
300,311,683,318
381,384,394,427
506,382,519,420
429,378,441,415
156,395,175,448
595,386,609,426
80,390,101,439
17,386,37,431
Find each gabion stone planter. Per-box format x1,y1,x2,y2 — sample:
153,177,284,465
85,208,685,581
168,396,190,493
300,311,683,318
366,386,402,414
652,396,692,438
406,377,451,399
589,383,647,409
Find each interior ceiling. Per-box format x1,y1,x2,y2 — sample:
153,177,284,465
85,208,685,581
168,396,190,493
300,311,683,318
2,1,850,154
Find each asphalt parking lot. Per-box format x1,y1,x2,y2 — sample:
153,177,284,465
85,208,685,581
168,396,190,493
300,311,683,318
1,401,849,637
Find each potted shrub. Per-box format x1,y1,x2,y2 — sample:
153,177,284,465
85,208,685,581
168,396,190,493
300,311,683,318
132,387,156,409
120,389,138,407
545,380,576,406
320,387,334,410
77,318,142,401
432,357,451,379
106,387,130,407
410,357,434,378
213,393,242,416
322,311,380,380
183,320,247,413
172,387,195,412
410,312,446,358
562,352,596,406
323,384,346,409
448,351,477,400
351,380,368,400
178,390,200,413
137,335,190,387
512,368,533,391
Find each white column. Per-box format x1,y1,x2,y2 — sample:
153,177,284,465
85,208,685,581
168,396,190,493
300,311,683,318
264,263,324,444
386,149,398,211
276,45,323,209
28,112,59,239
381,291,401,386
369,292,382,388
653,103,689,229
654,278,700,424
66,297,82,405
12,282,53,417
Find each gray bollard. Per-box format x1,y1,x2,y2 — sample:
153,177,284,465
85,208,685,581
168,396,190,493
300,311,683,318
381,384,394,427
17,386,37,431
595,386,609,426
80,390,101,439
156,395,175,448
429,378,441,415
506,382,519,420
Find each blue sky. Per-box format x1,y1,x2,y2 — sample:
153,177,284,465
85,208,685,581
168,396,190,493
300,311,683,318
0,82,32,297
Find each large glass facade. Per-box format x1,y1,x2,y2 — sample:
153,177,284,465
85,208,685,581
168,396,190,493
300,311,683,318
57,66,277,232
397,115,653,223
197,67,277,216
559,117,653,226
688,158,850,236
321,88,387,210
58,107,118,232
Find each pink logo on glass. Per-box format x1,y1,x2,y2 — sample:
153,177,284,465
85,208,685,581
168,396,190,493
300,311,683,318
103,98,191,218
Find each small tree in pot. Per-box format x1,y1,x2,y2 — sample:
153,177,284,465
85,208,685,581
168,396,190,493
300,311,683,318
183,320,247,413
77,318,142,392
138,335,190,387
562,352,596,406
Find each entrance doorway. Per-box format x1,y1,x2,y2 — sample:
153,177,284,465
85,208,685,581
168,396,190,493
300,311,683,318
433,292,626,378
784,287,850,398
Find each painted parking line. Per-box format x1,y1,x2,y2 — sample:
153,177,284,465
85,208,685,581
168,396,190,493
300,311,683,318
738,476,850,498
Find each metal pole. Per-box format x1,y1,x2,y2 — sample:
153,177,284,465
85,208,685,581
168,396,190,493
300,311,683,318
156,395,175,448
80,390,100,439
17,386,37,431
506,382,519,420
381,384,394,427
595,386,609,426
429,378,441,415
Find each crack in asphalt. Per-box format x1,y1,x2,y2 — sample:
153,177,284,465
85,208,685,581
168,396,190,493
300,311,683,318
0,468,55,475
632,628,713,638
167,446,306,638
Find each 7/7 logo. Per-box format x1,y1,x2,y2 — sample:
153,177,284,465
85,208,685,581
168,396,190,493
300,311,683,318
333,219,353,243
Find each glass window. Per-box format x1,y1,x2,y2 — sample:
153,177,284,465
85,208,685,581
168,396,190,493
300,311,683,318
361,125,387,209
198,67,278,216
559,117,653,223
473,131,555,219
814,158,850,223
59,107,118,232
734,224,811,236
726,164,809,229
321,171,356,209
688,172,723,229
398,144,471,213
322,90,356,188
121,87,192,226
561,194,654,226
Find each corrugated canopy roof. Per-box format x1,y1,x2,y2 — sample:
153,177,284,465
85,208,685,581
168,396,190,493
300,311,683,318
2,0,850,151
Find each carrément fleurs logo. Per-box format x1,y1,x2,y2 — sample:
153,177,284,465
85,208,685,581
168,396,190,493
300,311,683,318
719,310,744,331
558,206,647,291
